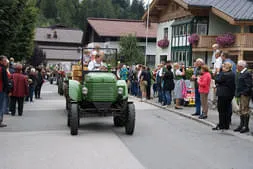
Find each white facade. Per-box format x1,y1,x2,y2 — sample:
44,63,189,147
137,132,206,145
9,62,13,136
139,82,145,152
155,20,174,65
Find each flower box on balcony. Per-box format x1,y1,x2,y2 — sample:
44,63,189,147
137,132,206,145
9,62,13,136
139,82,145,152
188,34,199,46
216,33,235,47
158,38,169,49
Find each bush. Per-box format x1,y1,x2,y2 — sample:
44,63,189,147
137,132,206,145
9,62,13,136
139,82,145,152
185,68,194,80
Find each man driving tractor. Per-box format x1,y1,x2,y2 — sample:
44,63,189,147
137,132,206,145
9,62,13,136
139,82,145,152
88,52,107,71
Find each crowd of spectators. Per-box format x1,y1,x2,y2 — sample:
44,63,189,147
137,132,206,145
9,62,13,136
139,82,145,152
118,49,252,134
0,55,45,127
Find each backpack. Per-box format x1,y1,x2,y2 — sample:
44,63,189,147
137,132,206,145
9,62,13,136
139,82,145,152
7,78,13,93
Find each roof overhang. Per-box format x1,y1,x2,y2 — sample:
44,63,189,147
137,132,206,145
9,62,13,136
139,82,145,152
87,18,157,39
175,0,253,25
142,0,170,22
143,0,253,25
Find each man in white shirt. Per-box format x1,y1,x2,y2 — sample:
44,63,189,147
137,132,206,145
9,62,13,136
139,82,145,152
213,50,222,76
211,44,219,66
88,53,106,71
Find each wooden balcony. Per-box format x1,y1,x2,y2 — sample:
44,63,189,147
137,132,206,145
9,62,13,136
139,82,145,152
193,33,253,52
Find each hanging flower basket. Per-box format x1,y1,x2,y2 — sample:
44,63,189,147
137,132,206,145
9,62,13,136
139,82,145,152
188,33,199,46
216,33,235,48
157,38,169,49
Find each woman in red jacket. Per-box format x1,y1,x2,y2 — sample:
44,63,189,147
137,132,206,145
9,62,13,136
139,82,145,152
197,65,211,119
10,64,28,116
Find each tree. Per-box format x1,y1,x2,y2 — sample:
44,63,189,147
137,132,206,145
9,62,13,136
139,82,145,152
130,0,145,19
56,0,80,28
28,46,46,66
39,0,57,19
9,4,38,61
36,0,146,30
119,34,144,65
79,0,116,31
0,0,38,61
0,0,26,56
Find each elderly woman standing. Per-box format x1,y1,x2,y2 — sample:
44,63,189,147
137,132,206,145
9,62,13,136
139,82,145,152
213,62,235,130
197,65,211,119
173,63,185,109
10,64,28,116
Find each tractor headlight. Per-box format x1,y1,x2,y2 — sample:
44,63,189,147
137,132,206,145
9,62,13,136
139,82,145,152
118,87,123,95
82,87,88,95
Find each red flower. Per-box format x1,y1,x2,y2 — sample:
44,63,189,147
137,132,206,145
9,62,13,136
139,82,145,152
216,33,235,47
188,34,199,45
157,38,169,49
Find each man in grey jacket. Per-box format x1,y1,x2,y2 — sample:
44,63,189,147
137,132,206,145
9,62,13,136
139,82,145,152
234,60,252,133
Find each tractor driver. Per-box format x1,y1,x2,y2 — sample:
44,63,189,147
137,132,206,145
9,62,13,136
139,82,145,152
88,53,107,71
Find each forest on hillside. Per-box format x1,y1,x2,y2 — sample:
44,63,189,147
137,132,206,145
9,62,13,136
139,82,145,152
37,0,146,30
0,0,146,62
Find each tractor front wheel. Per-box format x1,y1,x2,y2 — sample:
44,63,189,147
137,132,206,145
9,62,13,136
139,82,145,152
125,103,135,135
70,103,79,135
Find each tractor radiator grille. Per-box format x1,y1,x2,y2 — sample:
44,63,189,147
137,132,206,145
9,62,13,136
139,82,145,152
87,83,117,102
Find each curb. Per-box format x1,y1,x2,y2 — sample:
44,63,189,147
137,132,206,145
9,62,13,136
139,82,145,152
144,100,216,128
130,96,253,143
129,96,216,128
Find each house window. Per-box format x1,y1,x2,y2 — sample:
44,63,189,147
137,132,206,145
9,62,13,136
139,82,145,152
197,24,208,35
147,55,156,66
160,55,167,62
172,50,191,66
187,24,191,35
164,28,168,38
172,27,176,37
175,27,179,36
182,25,187,35
250,26,253,33
178,26,182,36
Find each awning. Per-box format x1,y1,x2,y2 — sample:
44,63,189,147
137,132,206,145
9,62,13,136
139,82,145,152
171,17,194,26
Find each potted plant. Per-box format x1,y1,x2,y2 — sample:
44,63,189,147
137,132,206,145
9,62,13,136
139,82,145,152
185,68,194,80
157,38,169,49
188,34,199,47
216,33,235,47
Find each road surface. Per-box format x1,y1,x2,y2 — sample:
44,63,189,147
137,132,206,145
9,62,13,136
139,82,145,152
1,82,253,169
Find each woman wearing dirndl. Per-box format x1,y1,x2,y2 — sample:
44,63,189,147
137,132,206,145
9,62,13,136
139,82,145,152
173,63,185,109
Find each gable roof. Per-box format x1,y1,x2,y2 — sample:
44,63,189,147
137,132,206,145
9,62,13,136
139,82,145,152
144,0,253,24
87,18,157,38
35,27,83,44
182,0,253,21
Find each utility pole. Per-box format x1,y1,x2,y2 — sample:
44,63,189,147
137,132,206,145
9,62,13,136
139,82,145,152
145,0,150,66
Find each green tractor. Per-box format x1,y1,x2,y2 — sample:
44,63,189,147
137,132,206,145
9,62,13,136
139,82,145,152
66,48,135,136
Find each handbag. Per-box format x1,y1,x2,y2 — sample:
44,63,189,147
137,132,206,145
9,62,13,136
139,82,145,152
232,97,239,113
181,80,187,98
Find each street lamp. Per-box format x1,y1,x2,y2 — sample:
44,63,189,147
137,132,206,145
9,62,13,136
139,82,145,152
145,0,150,66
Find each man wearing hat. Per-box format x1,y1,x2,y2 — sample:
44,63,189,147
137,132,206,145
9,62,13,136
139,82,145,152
9,57,15,74
10,64,28,116
88,53,106,71
91,50,97,61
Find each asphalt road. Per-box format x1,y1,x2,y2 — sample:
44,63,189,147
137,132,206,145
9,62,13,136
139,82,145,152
1,82,253,169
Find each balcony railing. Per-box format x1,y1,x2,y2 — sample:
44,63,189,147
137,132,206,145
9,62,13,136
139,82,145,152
194,33,253,49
